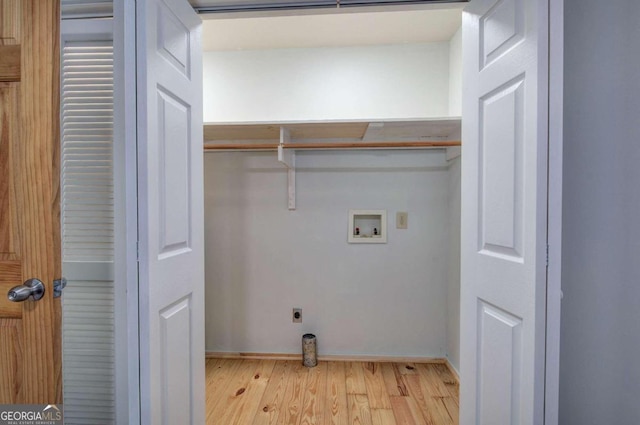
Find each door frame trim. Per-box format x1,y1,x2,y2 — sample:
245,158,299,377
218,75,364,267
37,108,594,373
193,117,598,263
545,0,564,423
113,0,565,422
114,0,141,424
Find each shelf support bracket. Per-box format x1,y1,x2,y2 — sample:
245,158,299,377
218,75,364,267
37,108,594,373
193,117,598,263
277,127,296,210
446,146,461,161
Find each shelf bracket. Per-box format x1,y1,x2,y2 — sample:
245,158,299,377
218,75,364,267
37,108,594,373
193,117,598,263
446,146,461,161
277,127,296,210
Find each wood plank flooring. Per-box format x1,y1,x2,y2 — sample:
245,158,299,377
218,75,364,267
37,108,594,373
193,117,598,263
206,359,459,425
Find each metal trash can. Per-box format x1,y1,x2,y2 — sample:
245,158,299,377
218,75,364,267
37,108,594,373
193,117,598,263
302,333,317,367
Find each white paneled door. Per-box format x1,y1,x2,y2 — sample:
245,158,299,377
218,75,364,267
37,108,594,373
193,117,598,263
461,0,555,424
136,0,204,424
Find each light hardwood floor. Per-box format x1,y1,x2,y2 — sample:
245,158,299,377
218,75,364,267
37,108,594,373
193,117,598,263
206,358,459,425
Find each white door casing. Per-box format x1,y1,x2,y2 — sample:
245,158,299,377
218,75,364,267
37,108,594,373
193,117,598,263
461,0,550,424
136,0,204,424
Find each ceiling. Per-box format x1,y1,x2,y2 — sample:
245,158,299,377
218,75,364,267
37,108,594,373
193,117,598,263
201,7,463,51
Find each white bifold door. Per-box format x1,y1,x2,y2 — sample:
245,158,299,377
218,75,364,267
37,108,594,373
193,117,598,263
461,0,556,424
135,0,204,423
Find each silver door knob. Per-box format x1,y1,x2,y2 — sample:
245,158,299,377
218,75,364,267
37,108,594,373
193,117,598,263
7,278,45,302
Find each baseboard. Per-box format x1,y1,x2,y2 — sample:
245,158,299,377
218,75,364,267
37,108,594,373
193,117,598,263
444,358,460,385
206,352,299,361
206,351,448,364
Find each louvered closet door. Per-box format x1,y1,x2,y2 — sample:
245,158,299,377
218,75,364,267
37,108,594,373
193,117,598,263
61,0,113,18
61,37,115,425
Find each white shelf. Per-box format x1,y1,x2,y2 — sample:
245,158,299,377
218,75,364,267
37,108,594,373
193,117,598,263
203,118,461,149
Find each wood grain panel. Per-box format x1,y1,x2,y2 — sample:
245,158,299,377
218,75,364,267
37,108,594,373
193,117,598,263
0,261,21,318
15,0,61,404
0,45,20,81
0,83,18,258
0,0,20,45
0,319,22,403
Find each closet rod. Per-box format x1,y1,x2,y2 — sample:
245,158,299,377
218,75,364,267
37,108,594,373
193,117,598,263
204,140,461,151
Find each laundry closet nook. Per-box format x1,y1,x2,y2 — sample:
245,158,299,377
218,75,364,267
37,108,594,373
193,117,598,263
201,6,464,371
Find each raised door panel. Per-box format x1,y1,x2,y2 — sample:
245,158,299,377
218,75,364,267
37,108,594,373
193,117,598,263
0,0,20,45
479,77,524,260
0,319,22,404
0,76,24,405
477,301,523,424
159,297,193,424
157,87,191,257
157,4,191,78
0,84,19,261
0,261,21,318
480,0,525,69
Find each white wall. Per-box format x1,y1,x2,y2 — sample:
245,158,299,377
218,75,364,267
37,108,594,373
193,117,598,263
445,30,461,368
448,27,462,117
203,43,451,123
204,150,453,356
446,156,460,372
560,1,640,423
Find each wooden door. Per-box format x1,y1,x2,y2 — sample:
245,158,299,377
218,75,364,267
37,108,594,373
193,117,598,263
136,0,205,423
460,0,553,423
0,0,61,404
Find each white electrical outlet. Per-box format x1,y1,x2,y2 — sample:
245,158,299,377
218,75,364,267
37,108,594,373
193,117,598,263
396,212,408,229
